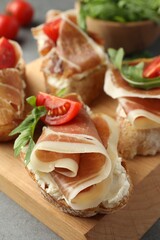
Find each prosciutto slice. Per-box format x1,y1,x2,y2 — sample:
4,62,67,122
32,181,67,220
56,13,104,73
0,40,25,127
29,107,120,210
104,67,160,99
32,10,106,77
118,97,160,129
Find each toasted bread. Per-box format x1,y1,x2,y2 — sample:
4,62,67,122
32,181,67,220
44,64,107,105
20,112,132,217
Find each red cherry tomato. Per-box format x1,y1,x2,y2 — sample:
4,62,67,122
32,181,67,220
143,57,160,78
0,14,19,39
6,0,34,26
0,37,17,69
36,92,82,125
43,18,62,42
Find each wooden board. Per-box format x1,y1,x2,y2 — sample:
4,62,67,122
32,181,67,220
0,59,160,240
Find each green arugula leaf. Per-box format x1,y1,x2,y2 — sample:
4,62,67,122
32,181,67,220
56,88,68,98
108,48,124,70
13,128,31,156
78,1,87,31
26,95,36,107
10,96,47,165
108,48,160,90
24,138,35,165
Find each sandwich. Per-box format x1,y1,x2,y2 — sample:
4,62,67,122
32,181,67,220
32,10,108,105
104,48,160,159
10,92,131,217
0,37,26,141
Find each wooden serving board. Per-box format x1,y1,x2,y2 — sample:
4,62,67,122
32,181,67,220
0,59,160,240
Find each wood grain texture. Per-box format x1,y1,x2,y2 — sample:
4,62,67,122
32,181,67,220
86,165,160,240
0,59,160,240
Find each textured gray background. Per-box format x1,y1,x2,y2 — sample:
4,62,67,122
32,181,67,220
0,0,160,240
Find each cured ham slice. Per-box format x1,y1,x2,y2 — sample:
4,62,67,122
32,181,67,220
28,107,123,210
27,106,130,211
29,107,110,175
0,72,24,108
32,10,108,105
104,67,160,99
105,55,160,159
33,10,106,74
0,39,25,141
57,15,104,73
118,97,160,129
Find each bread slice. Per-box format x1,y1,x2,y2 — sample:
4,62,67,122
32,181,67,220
32,10,108,105
24,157,132,217
44,64,107,105
117,115,160,159
104,56,160,159
18,93,131,217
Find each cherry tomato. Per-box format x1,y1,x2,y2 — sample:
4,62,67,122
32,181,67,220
0,37,17,69
43,18,62,42
143,56,160,78
6,0,34,26
36,92,82,125
0,14,19,39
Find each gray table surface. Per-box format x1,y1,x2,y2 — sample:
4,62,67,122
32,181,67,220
0,1,160,240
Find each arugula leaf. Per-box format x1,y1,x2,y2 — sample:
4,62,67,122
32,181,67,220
24,138,35,165
78,1,87,31
108,48,160,90
108,48,124,70
56,88,68,98
26,95,36,107
10,96,47,165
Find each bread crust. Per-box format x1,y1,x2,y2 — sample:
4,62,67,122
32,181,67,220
44,64,107,105
118,116,160,159
20,111,131,217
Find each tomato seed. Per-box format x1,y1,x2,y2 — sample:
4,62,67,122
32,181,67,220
64,102,70,110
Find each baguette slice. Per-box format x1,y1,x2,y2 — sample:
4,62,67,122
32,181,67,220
104,56,160,159
117,114,160,160
32,10,108,105
21,110,132,217
43,64,107,105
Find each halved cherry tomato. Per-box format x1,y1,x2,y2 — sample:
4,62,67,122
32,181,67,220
6,0,34,26
0,37,16,69
43,18,62,42
0,14,19,39
36,92,82,125
143,56,160,78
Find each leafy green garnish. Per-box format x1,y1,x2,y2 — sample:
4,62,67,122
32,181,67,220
108,48,160,90
108,48,124,70
9,96,47,165
78,0,160,30
56,88,68,98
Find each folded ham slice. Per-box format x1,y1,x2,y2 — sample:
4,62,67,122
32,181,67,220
32,10,107,105
28,105,127,210
32,10,106,76
104,67,160,99
118,97,160,129
0,39,26,140
29,107,110,175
